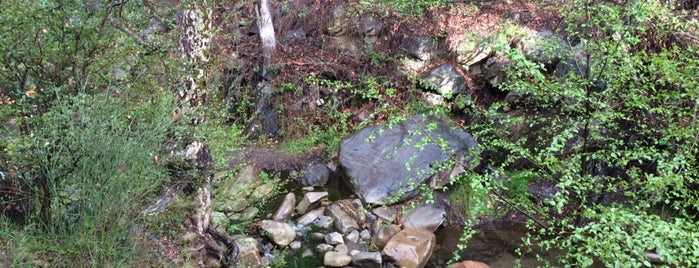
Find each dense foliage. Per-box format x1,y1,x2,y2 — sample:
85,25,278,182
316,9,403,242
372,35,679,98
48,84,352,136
462,0,699,266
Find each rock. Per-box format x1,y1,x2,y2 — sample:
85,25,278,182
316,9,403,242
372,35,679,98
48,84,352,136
406,36,434,61
295,191,329,214
345,230,360,244
338,115,478,205
289,241,302,250
352,251,383,268
358,13,383,36
326,201,360,233
372,207,397,223
422,64,468,99
372,224,401,250
324,251,352,267
328,35,358,53
297,207,326,225
516,27,568,65
335,244,349,254
259,220,296,247
314,215,334,229
456,39,492,67
400,193,450,232
317,243,334,253
448,260,491,268
327,4,348,36
300,163,331,187
235,237,261,268
284,28,306,43
482,54,511,87
360,229,372,241
424,92,447,106
382,228,437,268
326,232,345,246
272,193,296,221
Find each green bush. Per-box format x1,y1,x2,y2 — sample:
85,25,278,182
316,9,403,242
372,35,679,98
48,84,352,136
462,0,699,266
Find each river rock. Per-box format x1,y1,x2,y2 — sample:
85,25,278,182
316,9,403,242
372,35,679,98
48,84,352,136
372,224,401,250
314,215,334,229
422,64,468,99
324,251,352,267
338,115,478,205
326,231,345,245
259,220,296,247
382,228,437,268
235,237,261,268
300,163,330,187
317,243,334,253
400,193,449,232
272,193,296,221
352,251,383,268
326,201,360,233
345,229,360,243
296,191,329,214
297,207,325,225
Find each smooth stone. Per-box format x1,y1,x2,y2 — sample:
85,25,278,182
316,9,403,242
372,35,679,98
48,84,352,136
448,260,491,268
272,192,296,221
335,244,349,254
382,228,436,268
259,220,296,247
317,243,334,253
400,195,449,232
324,251,352,267
289,241,302,250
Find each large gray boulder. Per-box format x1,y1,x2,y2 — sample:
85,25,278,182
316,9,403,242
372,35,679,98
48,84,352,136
338,115,477,205
422,64,468,99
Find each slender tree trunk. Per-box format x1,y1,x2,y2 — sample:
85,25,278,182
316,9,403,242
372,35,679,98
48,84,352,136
177,6,212,124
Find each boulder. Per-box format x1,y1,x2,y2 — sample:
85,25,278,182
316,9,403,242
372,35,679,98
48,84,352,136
382,228,437,268
259,220,296,247
358,13,383,36
456,38,492,67
338,115,478,204
372,224,401,250
482,54,511,87
296,207,326,225
422,64,468,99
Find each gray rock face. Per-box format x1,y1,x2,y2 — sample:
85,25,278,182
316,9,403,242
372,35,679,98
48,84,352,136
324,251,352,267
382,228,436,268
338,115,478,205
422,64,468,99
259,220,296,247
300,163,331,187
